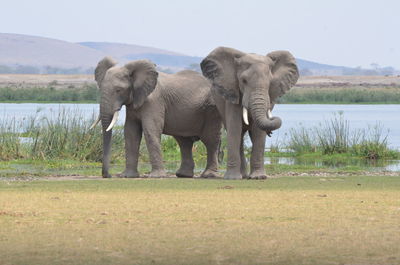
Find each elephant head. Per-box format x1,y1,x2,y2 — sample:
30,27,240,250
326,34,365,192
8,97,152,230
201,47,299,132
91,57,158,177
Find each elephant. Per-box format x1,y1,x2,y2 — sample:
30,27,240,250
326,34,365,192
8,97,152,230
201,47,299,179
91,57,222,178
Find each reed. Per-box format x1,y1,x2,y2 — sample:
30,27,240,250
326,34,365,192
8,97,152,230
0,108,124,161
286,112,398,159
0,117,24,160
0,108,213,163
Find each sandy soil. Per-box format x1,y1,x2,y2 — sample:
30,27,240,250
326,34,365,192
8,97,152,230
1,74,400,89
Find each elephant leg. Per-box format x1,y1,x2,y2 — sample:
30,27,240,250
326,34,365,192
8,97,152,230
199,136,219,179
121,118,142,178
101,129,112,178
174,136,195,178
224,103,243,180
248,126,267,179
143,121,166,178
240,131,248,178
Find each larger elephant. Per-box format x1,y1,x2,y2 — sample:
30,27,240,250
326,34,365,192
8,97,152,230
201,47,299,179
92,57,222,178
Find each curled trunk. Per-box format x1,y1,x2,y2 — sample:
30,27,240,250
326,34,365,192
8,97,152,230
250,89,282,132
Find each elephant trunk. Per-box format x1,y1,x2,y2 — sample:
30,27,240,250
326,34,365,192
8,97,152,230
101,124,112,178
250,88,282,132
100,91,114,178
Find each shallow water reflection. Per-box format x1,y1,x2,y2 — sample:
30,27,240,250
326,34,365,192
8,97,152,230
264,156,400,172
162,156,400,174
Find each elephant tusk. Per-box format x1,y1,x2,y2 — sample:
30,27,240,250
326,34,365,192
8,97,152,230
267,109,272,119
89,115,101,130
106,111,119,132
243,107,249,125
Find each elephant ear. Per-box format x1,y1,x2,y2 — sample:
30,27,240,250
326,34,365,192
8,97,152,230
267,51,299,103
125,60,158,109
94,56,117,86
201,47,245,104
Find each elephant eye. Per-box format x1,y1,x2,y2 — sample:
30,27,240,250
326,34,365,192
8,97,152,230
241,78,247,84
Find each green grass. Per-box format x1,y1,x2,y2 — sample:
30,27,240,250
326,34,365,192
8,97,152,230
280,86,400,104
1,177,399,265
0,85,99,103
1,151,398,179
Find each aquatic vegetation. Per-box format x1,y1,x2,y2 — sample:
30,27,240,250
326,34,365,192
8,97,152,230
0,108,213,163
286,113,398,159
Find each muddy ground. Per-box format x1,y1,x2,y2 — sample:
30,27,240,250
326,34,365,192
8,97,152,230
1,170,399,182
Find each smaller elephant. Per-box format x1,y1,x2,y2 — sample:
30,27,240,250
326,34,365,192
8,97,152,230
91,57,222,178
201,47,299,179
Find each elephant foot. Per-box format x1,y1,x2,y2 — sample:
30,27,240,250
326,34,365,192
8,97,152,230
223,170,243,180
248,171,268,180
120,169,140,178
200,169,219,178
176,168,194,178
148,170,167,178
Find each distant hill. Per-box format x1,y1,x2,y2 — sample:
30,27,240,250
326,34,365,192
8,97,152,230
0,33,185,74
78,42,183,57
78,42,191,71
0,33,397,75
0,33,103,69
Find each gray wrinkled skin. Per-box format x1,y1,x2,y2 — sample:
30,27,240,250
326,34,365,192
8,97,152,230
201,47,299,180
95,57,222,178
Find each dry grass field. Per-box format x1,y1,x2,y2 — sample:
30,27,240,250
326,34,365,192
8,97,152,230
1,74,399,89
1,177,399,265
297,75,400,88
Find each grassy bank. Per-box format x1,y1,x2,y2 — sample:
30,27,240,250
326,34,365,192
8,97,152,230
1,177,400,265
0,85,98,103
1,85,400,104
280,86,400,104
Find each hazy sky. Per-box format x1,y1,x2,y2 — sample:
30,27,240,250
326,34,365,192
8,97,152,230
1,0,399,68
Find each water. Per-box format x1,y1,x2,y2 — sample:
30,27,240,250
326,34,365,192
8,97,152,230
1,103,398,147
0,103,104,124
1,103,399,171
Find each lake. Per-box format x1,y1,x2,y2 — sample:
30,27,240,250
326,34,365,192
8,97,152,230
1,103,398,149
